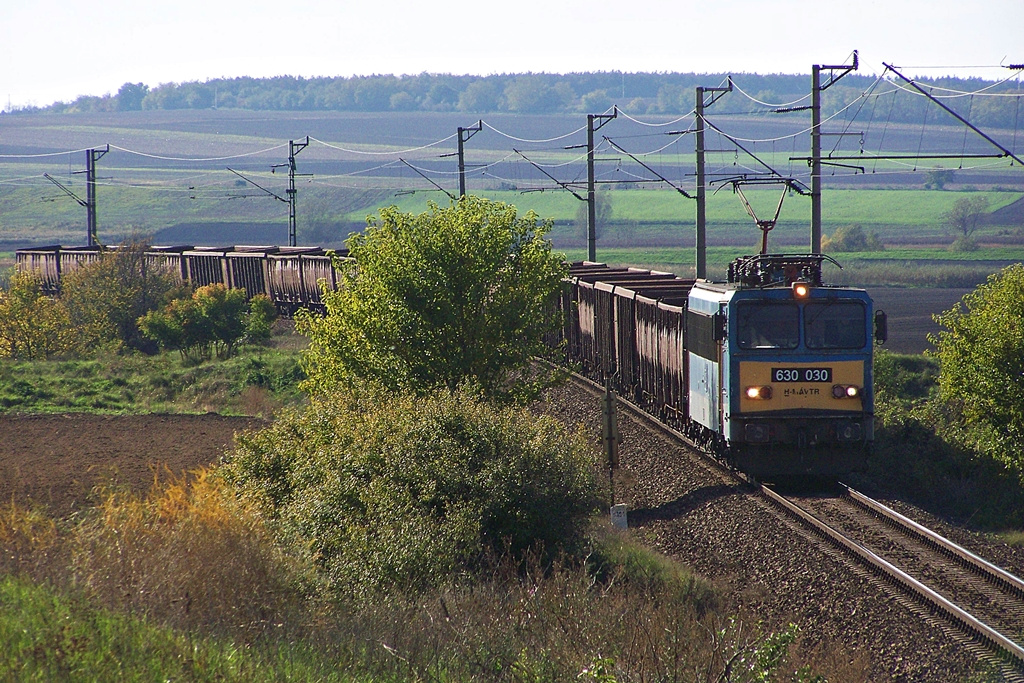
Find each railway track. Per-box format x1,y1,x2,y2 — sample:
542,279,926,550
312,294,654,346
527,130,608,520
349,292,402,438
769,483,1024,676
557,368,1024,677
552,366,1024,675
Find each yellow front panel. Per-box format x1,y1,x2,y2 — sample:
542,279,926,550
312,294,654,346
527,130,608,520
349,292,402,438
739,360,864,412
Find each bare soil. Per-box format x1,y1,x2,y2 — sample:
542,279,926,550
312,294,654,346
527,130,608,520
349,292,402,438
867,287,970,354
0,413,264,518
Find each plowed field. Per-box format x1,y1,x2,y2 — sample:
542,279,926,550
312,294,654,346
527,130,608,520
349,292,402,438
0,287,968,518
0,413,263,517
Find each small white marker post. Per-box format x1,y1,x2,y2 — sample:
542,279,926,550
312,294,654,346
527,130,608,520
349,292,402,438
611,503,628,530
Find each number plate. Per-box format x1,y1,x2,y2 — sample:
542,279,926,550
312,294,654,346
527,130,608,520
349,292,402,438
771,367,832,383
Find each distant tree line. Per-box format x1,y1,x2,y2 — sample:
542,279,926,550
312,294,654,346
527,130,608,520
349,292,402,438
11,72,1024,127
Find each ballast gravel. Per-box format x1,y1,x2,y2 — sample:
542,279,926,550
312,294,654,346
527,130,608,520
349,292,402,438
534,379,993,682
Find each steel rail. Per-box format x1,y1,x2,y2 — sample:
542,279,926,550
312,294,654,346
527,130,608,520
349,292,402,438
544,360,1024,671
841,484,1024,600
759,485,1024,669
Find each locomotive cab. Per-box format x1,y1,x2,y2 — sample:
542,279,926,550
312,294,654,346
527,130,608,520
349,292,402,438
688,254,876,477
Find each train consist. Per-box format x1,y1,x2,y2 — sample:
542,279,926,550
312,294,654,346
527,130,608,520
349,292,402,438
560,253,887,478
17,243,885,477
15,244,348,315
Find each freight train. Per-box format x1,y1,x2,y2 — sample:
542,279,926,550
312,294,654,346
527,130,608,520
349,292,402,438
16,243,885,478
560,253,887,478
14,244,348,316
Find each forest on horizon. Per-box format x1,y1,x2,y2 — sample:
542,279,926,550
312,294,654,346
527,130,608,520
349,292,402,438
8,71,1023,128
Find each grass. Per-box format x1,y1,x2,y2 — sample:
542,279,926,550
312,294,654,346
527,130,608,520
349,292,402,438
357,188,1024,228
0,327,306,417
0,576,356,682
0,470,853,683
555,246,1023,287
998,531,1024,547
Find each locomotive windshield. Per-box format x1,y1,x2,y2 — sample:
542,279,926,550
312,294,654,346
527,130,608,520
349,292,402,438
736,302,799,349
804,301,867,349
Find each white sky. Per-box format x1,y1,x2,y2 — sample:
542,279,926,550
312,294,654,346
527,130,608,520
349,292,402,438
2,0,1022,110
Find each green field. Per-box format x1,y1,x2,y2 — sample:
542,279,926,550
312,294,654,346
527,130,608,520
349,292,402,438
357,188,1023,227
2,109,1022,286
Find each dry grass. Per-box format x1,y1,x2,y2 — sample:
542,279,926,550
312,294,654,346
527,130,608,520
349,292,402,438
307,544,866,681
998,530,1024,547
69,468,310,640
234,385,279,418
0,470,862,681
0,501,63,582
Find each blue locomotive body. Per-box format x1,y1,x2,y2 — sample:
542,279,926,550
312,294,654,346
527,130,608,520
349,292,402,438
562,254,885,478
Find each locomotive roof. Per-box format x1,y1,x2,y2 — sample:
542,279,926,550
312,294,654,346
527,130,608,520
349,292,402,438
690,279,870,303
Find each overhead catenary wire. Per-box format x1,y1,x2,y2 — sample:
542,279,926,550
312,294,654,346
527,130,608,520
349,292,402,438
615,109,696,128
0,147,99,159
481,120,587,144
697,78,885,146
729,79,812,109
381,151,518,177
107,143,290,162
308,134,458,156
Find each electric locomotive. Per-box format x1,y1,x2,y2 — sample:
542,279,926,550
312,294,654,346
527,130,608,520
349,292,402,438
684,253,887,477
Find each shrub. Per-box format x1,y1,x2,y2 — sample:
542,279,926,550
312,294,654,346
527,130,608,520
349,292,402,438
244,294,278,346
873,349,939,410
929,263,1024,463
222,384,601,598
0,271,78,360
821,224,884,252
948,235,979,252
139,284,261,361
59,239,189,353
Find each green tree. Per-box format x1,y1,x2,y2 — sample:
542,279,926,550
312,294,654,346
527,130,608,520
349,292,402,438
925,168,954,190
116,82,149,111
59,240,188,353
580,89,613,112
388,91,417,111
943,195,989,246
457,80,499,112
574,192,612,241
501,76,574,113
929,264,1024,449
299,196,567,399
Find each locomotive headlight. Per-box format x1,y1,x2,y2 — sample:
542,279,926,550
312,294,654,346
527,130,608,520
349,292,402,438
832,384,861,399
746,385,773,400
792,281,811,298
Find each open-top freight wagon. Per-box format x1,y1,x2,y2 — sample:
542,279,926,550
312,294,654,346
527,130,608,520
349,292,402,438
15,244,349,316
